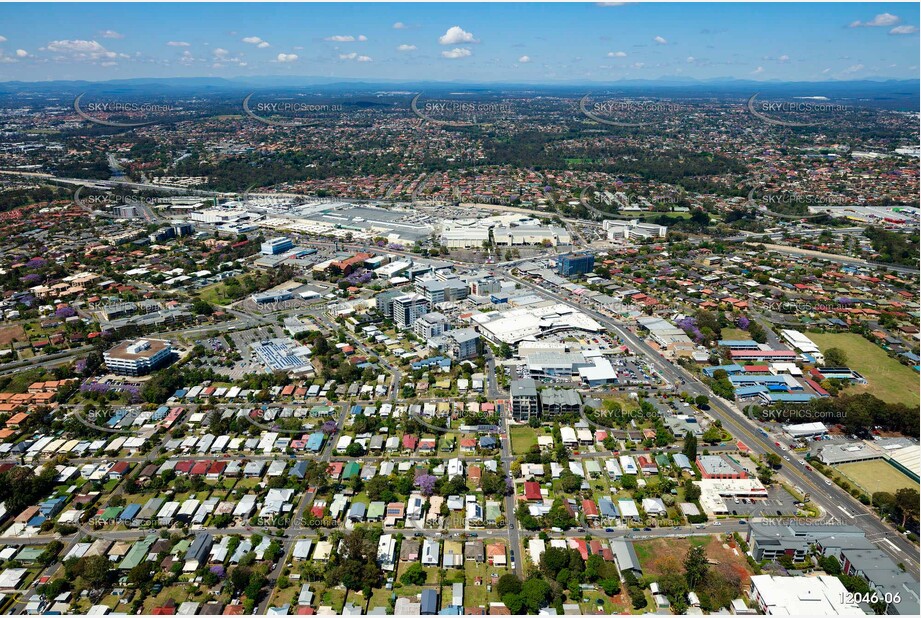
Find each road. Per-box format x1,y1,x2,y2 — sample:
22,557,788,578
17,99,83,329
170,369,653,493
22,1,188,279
505,269,920,577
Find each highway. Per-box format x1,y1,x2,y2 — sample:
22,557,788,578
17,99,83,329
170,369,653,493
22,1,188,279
506,269,920,577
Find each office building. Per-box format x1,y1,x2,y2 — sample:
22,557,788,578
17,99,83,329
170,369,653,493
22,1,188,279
104,339,173,376
392,293,430,329
748,575,864,616
556,253,595,277
510,378,539,422
261,237,293,255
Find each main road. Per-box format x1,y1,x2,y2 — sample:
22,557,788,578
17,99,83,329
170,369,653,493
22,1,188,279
505,269,920,577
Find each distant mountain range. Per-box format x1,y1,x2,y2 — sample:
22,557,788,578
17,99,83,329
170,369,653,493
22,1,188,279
1,76,918,109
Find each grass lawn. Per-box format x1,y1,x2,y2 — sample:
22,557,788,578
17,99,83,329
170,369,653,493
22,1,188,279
509,425,539,454
463,562,509,608
635,535,754,588
807,332,919,406
836,460,918,495
719,328,750,341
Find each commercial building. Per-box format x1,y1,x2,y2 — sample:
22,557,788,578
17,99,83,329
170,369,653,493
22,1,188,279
696,455,748,479
414,312,449,340
510,378,539,422
493,225,571,247
392,293,430,329
104,339,173,376
261,237,293,255
444,328,480,361
604,219,667,240
556,253,595,277
539,388,582,416
415,278,469,304
748,575,865,616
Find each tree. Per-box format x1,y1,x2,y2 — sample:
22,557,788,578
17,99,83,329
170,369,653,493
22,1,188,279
819,555,841,575
400,562,427,586
684,546,708,590
701,426,723,444
683,479,701,502
540,547,572,579
497,574,522,597
521,578,552,612
559,471,581,493
600,578,621,595
682,432,698,460
620,474,637,490
326,529,383,596
695,395,709,408
823,347,848,367
502,593,524,614
894,488,920,527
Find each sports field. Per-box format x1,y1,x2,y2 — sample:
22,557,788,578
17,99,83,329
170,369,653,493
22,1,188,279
835,459,918,495
807,332,919,407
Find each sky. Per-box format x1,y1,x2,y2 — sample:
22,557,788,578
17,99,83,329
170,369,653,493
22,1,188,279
0,2,918,83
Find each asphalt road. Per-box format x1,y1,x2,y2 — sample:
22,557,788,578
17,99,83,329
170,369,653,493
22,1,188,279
507,269,920,577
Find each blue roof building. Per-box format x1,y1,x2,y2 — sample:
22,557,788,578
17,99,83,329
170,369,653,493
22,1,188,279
306,432,325,452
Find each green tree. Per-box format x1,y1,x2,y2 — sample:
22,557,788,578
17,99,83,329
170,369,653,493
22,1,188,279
823,348,848,367
521,578,552,612
684,545,708,590
497,574,523,597
682,432,698,460
400,562,427,586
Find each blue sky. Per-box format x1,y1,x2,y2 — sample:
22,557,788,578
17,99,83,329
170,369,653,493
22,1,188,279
0,2,917,82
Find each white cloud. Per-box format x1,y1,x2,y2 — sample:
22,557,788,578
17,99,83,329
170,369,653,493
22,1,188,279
44,39,120,61
213,48,229,58
631,62,645,69
849,13,900,27
843,63,864,74
340,52,372,62
518,55,531,63
242,36,270,48
654,35,667,45
47,39,107,53
607,51,627,58
326,35,359,42
890,25,919,35
276,53,298,63
100,30,124,39
686,56,695,63
0,36,7,43
778,54,790,62
167,41,190,47
358,35,368,41
396,44,417,52
441,47,472,59
752,66,764,74
439,26,477,45
393,22,408,29
15,49,28,57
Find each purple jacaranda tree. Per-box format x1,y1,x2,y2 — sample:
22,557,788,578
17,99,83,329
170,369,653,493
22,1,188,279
414,474,437,497
55,306,77,319
736,316,750,330
321,420,338,435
